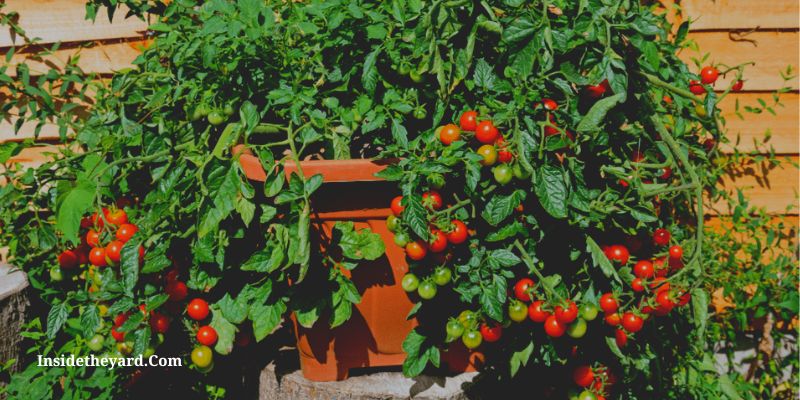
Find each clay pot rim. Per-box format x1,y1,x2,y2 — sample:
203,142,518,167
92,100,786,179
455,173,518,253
237,150,396,183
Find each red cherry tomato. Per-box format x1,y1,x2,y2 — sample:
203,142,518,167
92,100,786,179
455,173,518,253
58,249,79,270
732,80,744,91
149,312,170,334
599,293,618,313
653,228,671,246
446,220,468,244
700,66,719,85
86,230,101,247
605,313,621,327
422,191,443,210
544,315,566,337
428,229,448,253
111,326,126,342
633,260,655,279
528,300,550,323
89,247,108,267
606,245,629,265
513,278,535,302
586,80,609,98
689,80,706,95
439,124,461,145
475,120,499,144
554,301,578,324
166,281,188,302
390,196,404,217
106,209,128,226
459,110,478,131
656,290,675,311
116,223,139,242
631,278,645,293
615,329,628,348
621,312,644,333
541,98,558,111
573,365,594,387
479,323,502,342
650,277,671,293
187,298,210,321
196,325,218,346
658,166,672,180
653,257,668,277
105,240,124,264
405,241,428,261
669,245,683,260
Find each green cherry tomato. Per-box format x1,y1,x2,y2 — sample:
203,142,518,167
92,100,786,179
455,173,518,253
50,267,63,282
508,300,528,323
567,318,588,339
426,173,445,189
401,273,419,292
413,107,427,120
579,304,599,321
223,104,235,117
695,104,708,118
398,63,411,76
393,232,410,247
116,341,133,355
458,311,477,329
432,267,452,286
191,103,211,121
386,215,400,232
409,70,423,83
577,390,598,400
493,165,513,185
191,345,213,368
87,334,105,352
461,330,483,349
446,319,465,342
417,281,437,300
513,163,531,180
207,111,226,126
143,346,156,358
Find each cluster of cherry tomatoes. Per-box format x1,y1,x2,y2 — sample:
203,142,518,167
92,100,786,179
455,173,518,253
569,364,617,400
444,310,502,350
599,228,691,348
387,192,469,300
507,277,600,339
688,65,743,95
438,110,531,185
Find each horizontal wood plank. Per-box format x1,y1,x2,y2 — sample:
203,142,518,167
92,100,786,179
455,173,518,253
4,41,142,76
719,92,799,154
0,0,147,47
681,0,800,30
711,156,799,215
682,31,799,91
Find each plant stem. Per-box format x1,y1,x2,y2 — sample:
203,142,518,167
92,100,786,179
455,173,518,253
513,240,565,303
640,72,703,103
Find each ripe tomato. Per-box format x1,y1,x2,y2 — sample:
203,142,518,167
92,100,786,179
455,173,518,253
528,300,550,323
166,281,188,302
677,290,692,306
111,326,126,342
689,80,706,95
497,149,513,164
89,247,108,267
105,240,124,264
475,120,499,144
459,110,478,131
656,290,675,311
573,365,594,387
599,293,618,313
555,301,578,324
567,318,587,338
417,281,437,300
615,329,628,348
732,79,744,91
700,66,719,85
513,278,535,302
653,257,668,277
658,166,672,180
191,345,213,368
422,191,443,210
106,209,128,226
86,230,101,247
579,304,599,321
541,98,558,111
508,300,528,322
586,80,609,98
479,323,502,342
390,196,404,217
461,330,482,349
544,315,566,337
401,273,419,292
197,326,218,346
405,241,428,261
606,245,629,265
116,223,138,242
439,124,461,145
633,260,654,279
493,165,513,185
187,298,210,320
604,313,621,327
149,312,170,333
650,277,670,293
386,216,400,232
476,144,498,166
653,228,671,246
621,312,644,333
446,220,468,244
428,229,448,253
631,278,645,292
669,245,683,260
446,319,465,340
58,249,79,270
432,267,452,286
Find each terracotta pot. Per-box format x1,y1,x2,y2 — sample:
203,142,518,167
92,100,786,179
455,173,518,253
239,154,482,381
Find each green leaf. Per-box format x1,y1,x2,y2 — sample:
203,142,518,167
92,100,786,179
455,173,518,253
509,341,534,377
480,275,507,322
691,288,708,339
482,190,526,226
402,329,431,377
486,222,525,242
403,195,430,241
46,303,68,339
292,300,321,329
239,101,260,134
212,123,242,159
718,374,743,400
250,300,286,341
586,236,621,284
473,58,495,89
334,221,385,260
132,327,150,356
210,309,237,355
391,118,409,149
56,182,95,244
534,165,568,219
80,304,101,339
362,47,381,95
576,93,625,132
120,239,141,296
487,249,520,268
215,294,249,324
502,17,535,44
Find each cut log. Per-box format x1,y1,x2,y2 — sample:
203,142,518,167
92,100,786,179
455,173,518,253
0,263,29,389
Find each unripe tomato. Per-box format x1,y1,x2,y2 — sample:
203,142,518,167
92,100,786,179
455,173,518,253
479,323,502,342
476,145,497,166
544,315,566,337
413,107,427,120
528,300,550,323
405,241,427,261
386,215,400,232
432,267,452,286
599,293,618,313
89,247,108,267
513,278,535,302
192,103,211,121
700,66,719,85
105,240,124,264
422,191,443,210
417,281,437,300
621,312,644,333
475,120,499,144
633,260,655,279
669,245,683,260
458,311,478,328
390,196,404,216
461,330,482,349
426,173,445,189
513,163,531,179
197,326,218,346
446,220,468,244
579,304,599,321
191,345,213,368
493,165,513,185
58,249,79,270
88,334,105,352
393,232,410,247
653,228,671,246
50,267,63,282
555,301,578,324
187,298,210,321
508,300,528,322
446,319,465,341
567,318,588,338
117,341,133,355
439,124,461,145
116,223,138,242
573,365,594,387
401,273,419,292
695,104,708,118
149,312,170,333
207,111,226,126
606,245,629,265
166,281,188,302
459,110,478,131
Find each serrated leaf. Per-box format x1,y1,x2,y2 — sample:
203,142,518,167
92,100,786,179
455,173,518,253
211,309,237,355
510,341,534,377
535,165,568,219
586,236,621,284
46,303,68,339
576,92,625,132
120,239,141,296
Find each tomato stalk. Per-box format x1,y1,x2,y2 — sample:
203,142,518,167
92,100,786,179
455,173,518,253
513,240,565,303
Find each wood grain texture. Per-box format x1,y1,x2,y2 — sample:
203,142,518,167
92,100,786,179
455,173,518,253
0,0,147,47
682,31,799,91
4,41,142,76
681,0,800,30
719,92,799,154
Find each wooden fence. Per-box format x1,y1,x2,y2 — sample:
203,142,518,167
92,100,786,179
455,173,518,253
1,0,798,220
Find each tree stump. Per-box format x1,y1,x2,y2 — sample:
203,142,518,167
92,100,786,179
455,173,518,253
0,264,29,386
259,349,479,400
